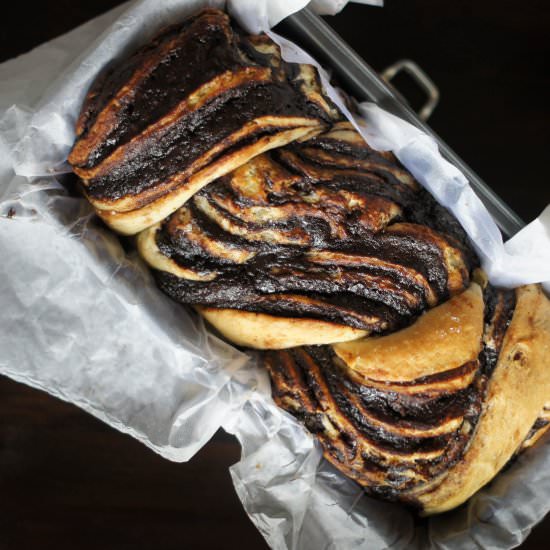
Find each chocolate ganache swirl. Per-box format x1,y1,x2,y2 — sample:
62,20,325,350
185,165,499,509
139,122,478,336
264,283,517,504
68,8,341,235
69,6,550,516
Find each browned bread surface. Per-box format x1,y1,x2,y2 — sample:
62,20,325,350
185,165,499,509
70,6,550,517
414,284,550,514
68,8,340,234
195,306,367,349
264,283,550,514
139,122,478,346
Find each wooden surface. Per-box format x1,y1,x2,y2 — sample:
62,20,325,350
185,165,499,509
1,1,549,549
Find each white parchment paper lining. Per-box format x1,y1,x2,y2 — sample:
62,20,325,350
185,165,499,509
1,1,549,549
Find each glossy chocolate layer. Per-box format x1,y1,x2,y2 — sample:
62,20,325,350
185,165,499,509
264,286,517,501
480,284,516,376
152,123,478,333
519,405,550,452
68,8,339,205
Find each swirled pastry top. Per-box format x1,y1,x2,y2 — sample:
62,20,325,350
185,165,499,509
68,8,340,234
139,122,478,338
264,283,550,514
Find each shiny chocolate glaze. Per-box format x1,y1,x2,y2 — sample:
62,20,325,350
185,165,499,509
480,284,516,376
154,124,478,333
69,9,338,202
264,286,517,502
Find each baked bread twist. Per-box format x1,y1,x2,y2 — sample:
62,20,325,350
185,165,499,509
69,7,550,516
68,8,340,234
264,281,550,514
136,114,550,513
138,122,478,348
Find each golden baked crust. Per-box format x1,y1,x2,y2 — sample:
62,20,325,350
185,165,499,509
412,284,550,514
264,283,550,514
139,123,477,344
196,306,367,349
332,283,484,382
264,284,491,498
68,9,340,234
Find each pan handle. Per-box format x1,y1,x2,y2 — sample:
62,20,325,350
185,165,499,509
381,59,440,121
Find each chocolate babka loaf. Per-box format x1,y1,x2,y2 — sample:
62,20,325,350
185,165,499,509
69,6,550,517
137,118,550,514
138,122,478,348
264,281,550,514
68,8,341,234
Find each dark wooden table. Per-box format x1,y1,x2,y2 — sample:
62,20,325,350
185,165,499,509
1,2,549,549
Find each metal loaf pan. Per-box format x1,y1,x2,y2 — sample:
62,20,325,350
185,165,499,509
277,9,524,238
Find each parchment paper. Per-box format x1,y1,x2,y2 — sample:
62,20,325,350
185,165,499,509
1,1,549,549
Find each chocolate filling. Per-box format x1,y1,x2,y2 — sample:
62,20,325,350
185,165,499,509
69,8,338,203
154,132,478,333
264,286,517,501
